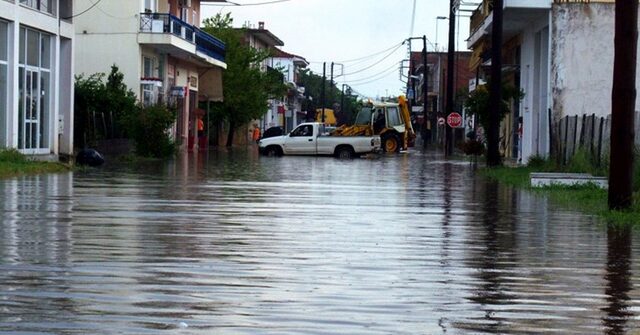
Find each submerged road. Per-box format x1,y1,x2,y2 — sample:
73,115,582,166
1,149,638,334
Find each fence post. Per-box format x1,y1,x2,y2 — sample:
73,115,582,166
598,116,605,167
563,116,569,165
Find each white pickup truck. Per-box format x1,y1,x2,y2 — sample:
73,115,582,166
258,122,381,158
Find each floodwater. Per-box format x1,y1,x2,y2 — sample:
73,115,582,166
1,149,639,334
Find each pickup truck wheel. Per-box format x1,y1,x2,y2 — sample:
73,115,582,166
265,146,281,157
336,146,355,159
382,134,400,153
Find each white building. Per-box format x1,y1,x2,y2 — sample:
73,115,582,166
74,0,226,151
467,0,625,164
0,0,75,159
268,48,308,132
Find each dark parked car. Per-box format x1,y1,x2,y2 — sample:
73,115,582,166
262,126,285,139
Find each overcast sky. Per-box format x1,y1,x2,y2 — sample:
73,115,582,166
201,0,471,99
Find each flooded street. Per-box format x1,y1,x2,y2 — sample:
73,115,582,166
1,149,639,334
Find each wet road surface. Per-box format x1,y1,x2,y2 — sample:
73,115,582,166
1,149,639,334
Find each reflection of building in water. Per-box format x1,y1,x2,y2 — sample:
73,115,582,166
0,173,76,325
0,173,74,264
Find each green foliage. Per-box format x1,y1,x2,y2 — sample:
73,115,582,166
464,82,524,131
123,104,176,158
0,149,69,179
298,68,361,125
74,65,137,148
201,13,287,135
0,149,27,163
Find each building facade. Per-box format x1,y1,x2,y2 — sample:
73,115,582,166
267,48,308,133
74,0,226,151
408,51,472,144
0,0,75,159
467,0,630,164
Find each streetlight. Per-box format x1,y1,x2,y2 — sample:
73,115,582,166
435,16,448,51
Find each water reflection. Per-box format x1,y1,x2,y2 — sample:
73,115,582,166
603,225,633,335
0,150,639,334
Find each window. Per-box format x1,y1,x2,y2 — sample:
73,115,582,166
180,7,189,23
20,0,56,15
386,107,402,127
143,56,154,78
291,125,312,137
142,84,155,106
18,27,52,152
0,21,7,147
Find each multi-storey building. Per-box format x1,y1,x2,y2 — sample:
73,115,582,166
267,48,308,132
467,0,625,163
0,0,75,159
74,0,226,151
408,51,472,144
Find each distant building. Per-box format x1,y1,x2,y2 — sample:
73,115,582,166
0,0,75,159
74,0,227,151
408,51,472,143
267,48,309,132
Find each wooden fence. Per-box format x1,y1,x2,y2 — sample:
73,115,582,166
555,112,640,165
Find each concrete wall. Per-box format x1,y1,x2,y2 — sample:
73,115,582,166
551,3,622,120
74,0,141,96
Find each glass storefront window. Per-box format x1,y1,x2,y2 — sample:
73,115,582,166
18,27,52,152
0,21,6,147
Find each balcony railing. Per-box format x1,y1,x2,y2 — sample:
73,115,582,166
140,13,225,62
195,28,225,62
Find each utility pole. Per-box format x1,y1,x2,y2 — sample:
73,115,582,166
445,0,456,156
321,62,326,123
330,62,335,123
609,0,638,210
422,35,429,148
487,0,503,166
341,84,346,124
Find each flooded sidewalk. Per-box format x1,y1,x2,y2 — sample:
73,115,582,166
0,149,638,334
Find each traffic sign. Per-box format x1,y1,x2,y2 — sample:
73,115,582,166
437,117,445,126
447,112,463,128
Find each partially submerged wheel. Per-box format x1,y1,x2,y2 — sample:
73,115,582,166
336,146,355,159
382,133,400,153
265,146,280,157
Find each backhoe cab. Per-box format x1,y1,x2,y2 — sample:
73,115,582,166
332,96,415,152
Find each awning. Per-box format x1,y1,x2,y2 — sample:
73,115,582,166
199,67,224,102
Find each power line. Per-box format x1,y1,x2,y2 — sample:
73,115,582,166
62,0,103,19
202,0,292,7
338,42,405,77
342,62,399,84
335,41,404,63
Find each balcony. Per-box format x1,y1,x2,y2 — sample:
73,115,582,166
467,0,551,49
139,13,225,67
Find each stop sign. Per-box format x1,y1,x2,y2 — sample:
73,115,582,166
447,112,463,128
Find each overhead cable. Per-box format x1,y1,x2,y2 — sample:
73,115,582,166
62,0,103,19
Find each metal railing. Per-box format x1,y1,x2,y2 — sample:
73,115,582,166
140,13,195,44
140,13,225,62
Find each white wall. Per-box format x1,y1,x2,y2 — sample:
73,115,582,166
520,13,551,162
551,3,621,119
74,0,141,96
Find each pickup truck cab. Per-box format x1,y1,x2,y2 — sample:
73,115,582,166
258,122,381,158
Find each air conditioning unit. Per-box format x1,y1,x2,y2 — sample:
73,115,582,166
178,0,192,7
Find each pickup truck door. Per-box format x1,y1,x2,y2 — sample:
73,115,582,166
284,124,317,154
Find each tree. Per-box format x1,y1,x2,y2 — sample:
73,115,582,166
74,65,137,148
297,68,359,125
609,0,638,210
464,82,523,134
201,13,287,147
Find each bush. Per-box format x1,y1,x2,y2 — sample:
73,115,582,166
459,139,485,156
124,104,176,158
0,149,27,163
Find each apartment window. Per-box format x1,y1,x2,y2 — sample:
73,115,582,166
18,27,52,152
0,21,7,147
180,7,189,23
20,0,56,15
142,56,156,106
